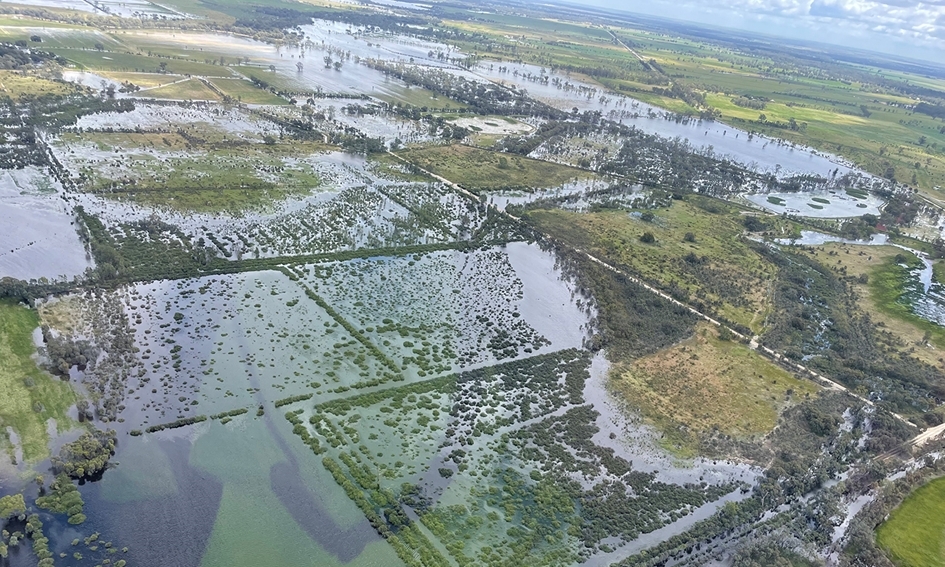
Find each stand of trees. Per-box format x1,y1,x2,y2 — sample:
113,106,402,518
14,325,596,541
51,429,117,480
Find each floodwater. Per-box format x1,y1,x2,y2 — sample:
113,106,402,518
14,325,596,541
62,70,123,93
582,353,760,488
7,18,906,567
76,409,400,567
60,145,453,258
40,241,597,565
0,167,93,281
1,0,181,18
774,230,889,247
472,61,854,179
746,189,882,218
486,178,615,210
116,20,464,99
577,352,759,566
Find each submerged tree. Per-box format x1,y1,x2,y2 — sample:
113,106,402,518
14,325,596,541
51,429,117,480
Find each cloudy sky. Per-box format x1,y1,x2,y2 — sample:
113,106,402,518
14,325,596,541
568,0,945,63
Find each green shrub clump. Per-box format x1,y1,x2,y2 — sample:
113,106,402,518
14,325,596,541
51,429,117,480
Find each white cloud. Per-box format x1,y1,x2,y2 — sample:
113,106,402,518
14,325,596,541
713,0,945,43
569,0,944,60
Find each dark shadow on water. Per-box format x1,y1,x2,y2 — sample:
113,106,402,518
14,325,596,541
82,436,223,567
269,461,372,562
72,302,383,566
264,408,377,562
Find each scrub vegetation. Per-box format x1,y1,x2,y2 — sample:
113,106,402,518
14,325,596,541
525,196,782,332
610,323,818,457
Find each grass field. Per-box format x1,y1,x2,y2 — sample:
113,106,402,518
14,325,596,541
608,26,945,196
0,70,77,99
238,67,307,91
100,71,183,88
134,77,222,101
877,476,945,567
610,322,818,457
0,300,77,463
367,153,435,182
60,131,197,152
0,16,86,30
525,198,786,331
0,25,117,50
53,47,227,76
396,144,591,192
207,77,287,104
373,84,468,110
935,261,945,287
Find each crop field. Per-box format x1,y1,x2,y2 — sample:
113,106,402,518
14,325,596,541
51,47,228,76
71,101,279,139
69,150,511,269
397,144,593,193
237,66,309,91
98,71,182,88
375,84,469,110
642,45,945,187
524,197,782,331
0,3,942,566
220,157,508,258
877,476,945,567
233,182,477,256
445,13,644,83
0,300,76,463
610,322,819,457
441,7,945,197
118,270,404,423
0,25,117,49
703,88,945,198
41,238,583,429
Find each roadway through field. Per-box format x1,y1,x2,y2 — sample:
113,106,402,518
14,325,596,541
608,30,648,67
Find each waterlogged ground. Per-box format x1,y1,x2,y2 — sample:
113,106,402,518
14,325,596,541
0,166,92,281
777,230,945,328
19,238,757,567
49,102,503,258
11,0,182,18
111,20,467,100
0,15,906,567
288,348,744,566
473,61,852,179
